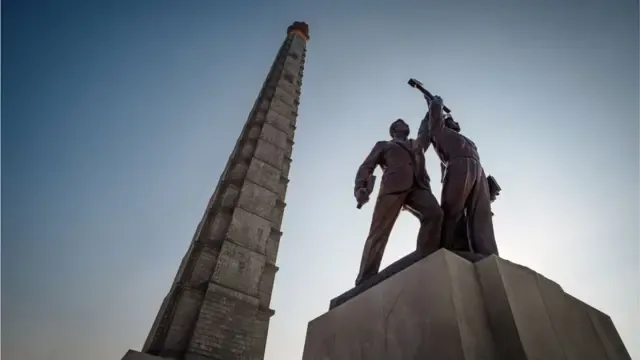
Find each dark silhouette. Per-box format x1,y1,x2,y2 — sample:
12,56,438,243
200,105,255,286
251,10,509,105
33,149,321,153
353,97,442,286
428,96,499,256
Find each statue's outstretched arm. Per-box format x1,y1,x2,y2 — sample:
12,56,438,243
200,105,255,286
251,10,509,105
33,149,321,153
428,96,445,137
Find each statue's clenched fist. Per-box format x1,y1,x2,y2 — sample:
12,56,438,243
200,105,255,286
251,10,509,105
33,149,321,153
431,95,443,106
355,187,370,205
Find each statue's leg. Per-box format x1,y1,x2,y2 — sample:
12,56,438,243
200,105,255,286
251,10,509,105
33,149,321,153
440,159,476,251
404,187,443,257
466,168,499,256
450,211,471,251
355,192,407,286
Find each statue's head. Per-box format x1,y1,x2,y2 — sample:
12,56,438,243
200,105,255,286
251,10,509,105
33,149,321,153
389,119,410,140
444,113,461,133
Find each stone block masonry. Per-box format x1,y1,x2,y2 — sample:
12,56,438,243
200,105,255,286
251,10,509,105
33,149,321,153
131,22,310,360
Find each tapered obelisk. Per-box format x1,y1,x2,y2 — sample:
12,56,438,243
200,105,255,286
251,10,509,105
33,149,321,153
127,22,309,360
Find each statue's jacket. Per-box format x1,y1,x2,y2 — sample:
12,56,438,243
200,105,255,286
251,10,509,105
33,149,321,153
355,114,432,197
428,104,481,166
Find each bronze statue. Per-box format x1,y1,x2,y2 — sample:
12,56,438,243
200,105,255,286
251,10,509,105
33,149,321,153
353,97,443,286
439,165,502,251
427,96,499,256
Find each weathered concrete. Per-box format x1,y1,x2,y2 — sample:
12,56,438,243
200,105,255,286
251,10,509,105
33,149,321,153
586,302,632,360
139,22,310,360
476,256,566,359
303,250,496,360
476,256,631,360
303,250,631,360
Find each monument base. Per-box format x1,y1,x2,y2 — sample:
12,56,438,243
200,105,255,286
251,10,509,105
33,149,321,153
330,250,485,309
302,249,631,360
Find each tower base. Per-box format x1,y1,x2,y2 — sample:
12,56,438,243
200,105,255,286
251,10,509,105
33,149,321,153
302,249,630,360
120,350,163,360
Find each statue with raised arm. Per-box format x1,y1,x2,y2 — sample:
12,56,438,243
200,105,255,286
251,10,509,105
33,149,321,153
427,95,499,256
353,96,443,286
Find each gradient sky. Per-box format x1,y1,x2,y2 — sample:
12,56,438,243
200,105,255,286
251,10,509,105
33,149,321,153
2,1,638,359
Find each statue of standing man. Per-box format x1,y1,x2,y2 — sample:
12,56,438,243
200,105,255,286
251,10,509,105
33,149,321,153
353,96,443,286
427,95,499,256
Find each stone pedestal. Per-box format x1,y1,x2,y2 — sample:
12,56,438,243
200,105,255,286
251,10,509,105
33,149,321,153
302,249,631,360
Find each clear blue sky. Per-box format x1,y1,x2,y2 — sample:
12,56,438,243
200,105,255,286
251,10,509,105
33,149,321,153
2,1,638,359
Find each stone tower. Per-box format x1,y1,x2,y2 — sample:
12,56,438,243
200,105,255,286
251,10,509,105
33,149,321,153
140,22,309,360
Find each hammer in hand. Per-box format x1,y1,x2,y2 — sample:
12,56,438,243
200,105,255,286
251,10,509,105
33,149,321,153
408,78,452,114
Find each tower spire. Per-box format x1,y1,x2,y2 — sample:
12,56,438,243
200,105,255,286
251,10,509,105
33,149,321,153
140,21,309,360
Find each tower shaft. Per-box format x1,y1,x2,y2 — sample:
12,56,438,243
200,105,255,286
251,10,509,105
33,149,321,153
142,22,309,360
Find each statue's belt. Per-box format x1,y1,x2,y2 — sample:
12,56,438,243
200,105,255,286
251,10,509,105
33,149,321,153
442,156,480,166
